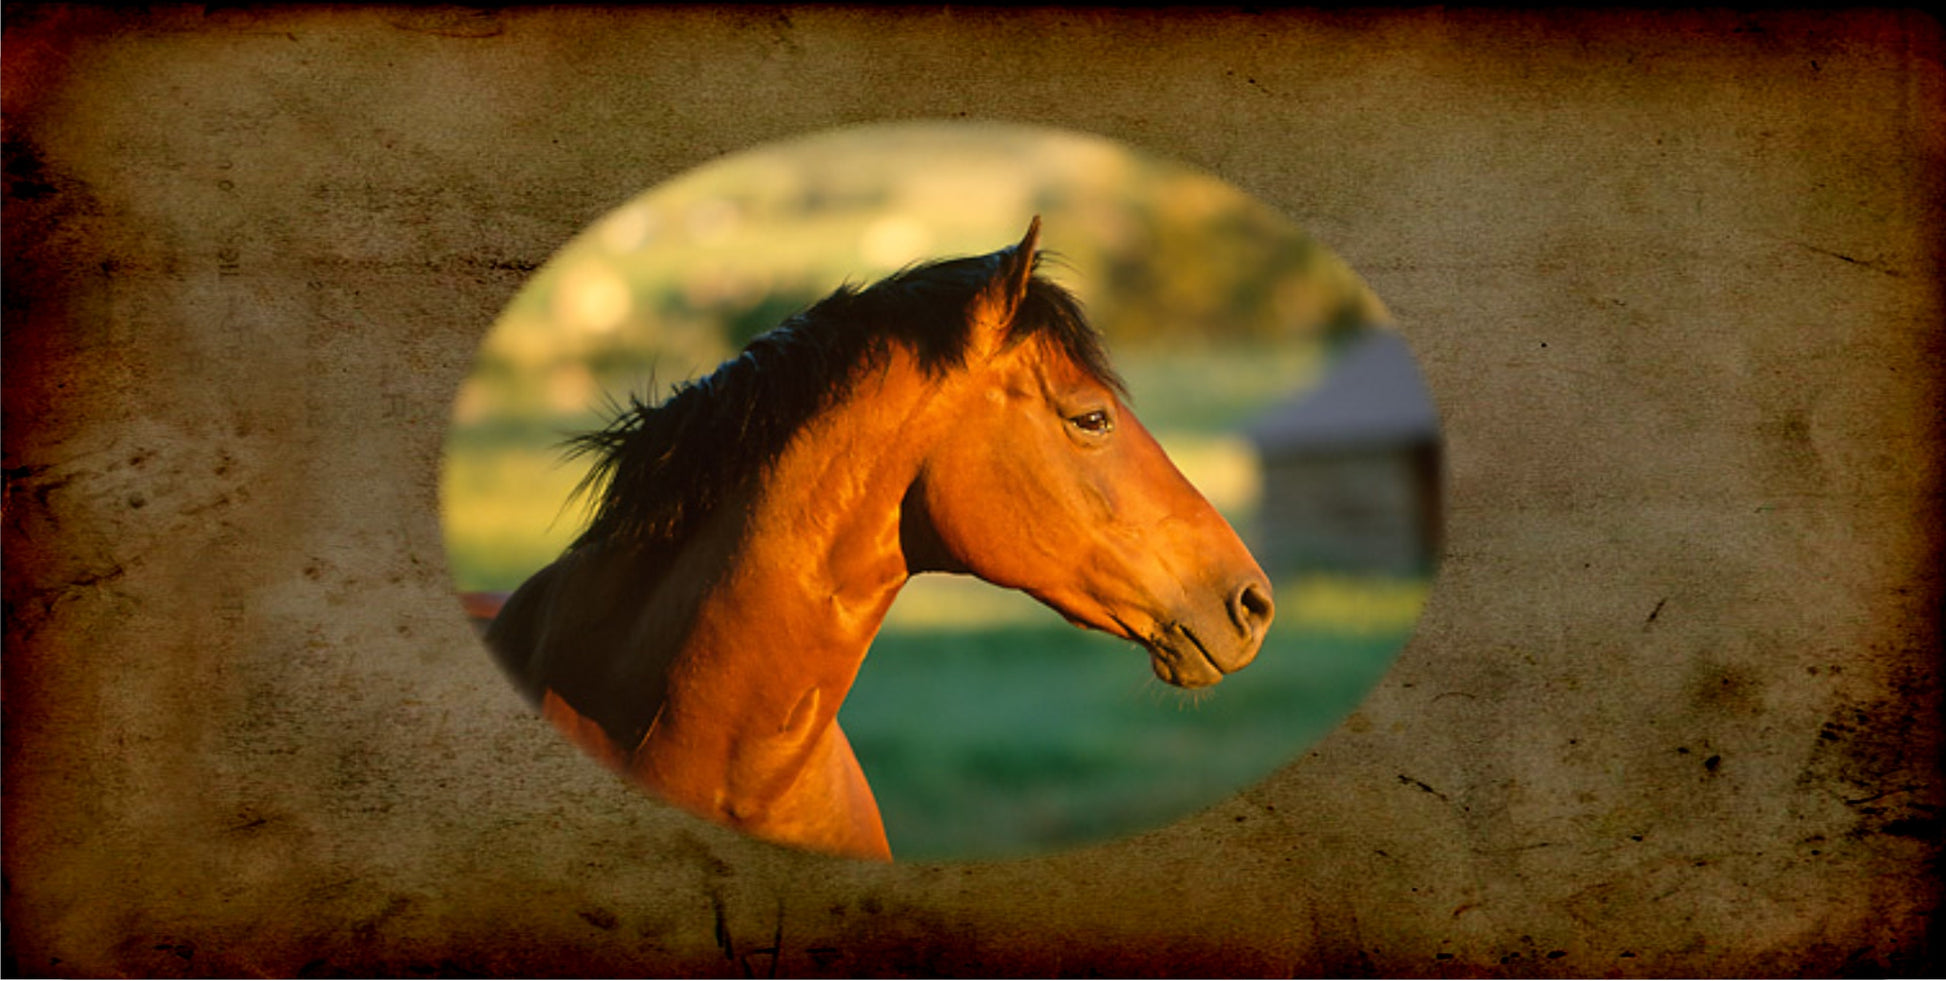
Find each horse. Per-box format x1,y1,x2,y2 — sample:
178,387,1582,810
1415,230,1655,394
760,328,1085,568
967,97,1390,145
479,218,1274,861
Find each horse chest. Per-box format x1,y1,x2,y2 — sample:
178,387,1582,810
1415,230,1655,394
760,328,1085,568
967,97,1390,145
645,708,888,861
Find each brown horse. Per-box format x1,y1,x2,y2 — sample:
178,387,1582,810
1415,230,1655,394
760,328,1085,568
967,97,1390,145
481,218,1273,861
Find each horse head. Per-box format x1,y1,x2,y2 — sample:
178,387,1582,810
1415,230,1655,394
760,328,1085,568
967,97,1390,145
900,219,1275,688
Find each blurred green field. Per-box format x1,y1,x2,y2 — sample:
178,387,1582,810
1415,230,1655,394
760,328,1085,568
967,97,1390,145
442,442,591,593
849,574,1423,861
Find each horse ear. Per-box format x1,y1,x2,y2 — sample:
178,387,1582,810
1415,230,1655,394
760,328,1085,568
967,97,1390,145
969,216,1041,357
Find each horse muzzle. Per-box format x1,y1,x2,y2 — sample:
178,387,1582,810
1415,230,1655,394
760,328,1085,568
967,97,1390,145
1144,579,1275,689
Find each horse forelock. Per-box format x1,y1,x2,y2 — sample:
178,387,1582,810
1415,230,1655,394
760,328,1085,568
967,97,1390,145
565,250,1121,553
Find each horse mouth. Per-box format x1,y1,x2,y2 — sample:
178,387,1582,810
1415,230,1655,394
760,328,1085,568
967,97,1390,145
1146,623,1228,689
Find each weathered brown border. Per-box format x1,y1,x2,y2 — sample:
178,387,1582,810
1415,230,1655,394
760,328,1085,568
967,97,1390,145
5,7,1941,976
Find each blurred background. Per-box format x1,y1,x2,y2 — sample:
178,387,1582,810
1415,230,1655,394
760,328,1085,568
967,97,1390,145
440,120,1442,861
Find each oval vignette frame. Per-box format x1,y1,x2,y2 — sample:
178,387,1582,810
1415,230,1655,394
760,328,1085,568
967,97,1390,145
441,120,1444,862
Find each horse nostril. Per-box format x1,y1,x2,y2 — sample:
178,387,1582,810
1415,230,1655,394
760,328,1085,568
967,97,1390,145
1231,581,1275,637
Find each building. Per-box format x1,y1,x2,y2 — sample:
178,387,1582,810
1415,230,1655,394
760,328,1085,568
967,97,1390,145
1245,329,1443,575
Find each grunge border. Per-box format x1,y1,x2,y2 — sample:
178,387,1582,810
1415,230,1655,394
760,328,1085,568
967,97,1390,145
4,7,1940,976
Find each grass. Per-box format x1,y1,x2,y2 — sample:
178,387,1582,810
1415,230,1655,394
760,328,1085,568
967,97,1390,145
845,575,1422,861
439,443,593,592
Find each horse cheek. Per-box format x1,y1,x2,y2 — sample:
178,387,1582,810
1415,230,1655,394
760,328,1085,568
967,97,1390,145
908,449,1003,580
933,449,1044,588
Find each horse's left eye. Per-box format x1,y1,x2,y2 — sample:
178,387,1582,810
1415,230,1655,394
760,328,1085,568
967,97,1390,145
1070,410,1113,435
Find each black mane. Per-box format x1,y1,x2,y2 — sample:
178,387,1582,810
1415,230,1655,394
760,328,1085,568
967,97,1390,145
563,249,1123,555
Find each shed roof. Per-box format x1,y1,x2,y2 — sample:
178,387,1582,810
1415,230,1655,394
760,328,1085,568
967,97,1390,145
1247,329,1440,450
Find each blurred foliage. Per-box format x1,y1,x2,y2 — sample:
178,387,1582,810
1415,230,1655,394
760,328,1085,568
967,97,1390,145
447,121,1386,445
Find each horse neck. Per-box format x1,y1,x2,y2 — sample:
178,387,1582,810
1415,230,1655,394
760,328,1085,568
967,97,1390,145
634,350,937,808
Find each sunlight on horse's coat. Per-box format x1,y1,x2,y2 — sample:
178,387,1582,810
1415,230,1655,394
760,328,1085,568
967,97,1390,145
482,219,1273,861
